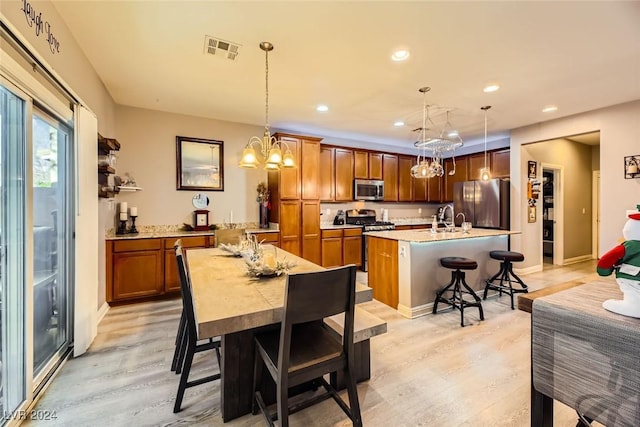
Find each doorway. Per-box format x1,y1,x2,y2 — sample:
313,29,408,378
541,164,564,267
592,170,600,258
542,170,554,264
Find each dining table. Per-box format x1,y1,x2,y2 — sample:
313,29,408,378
186,245,372,422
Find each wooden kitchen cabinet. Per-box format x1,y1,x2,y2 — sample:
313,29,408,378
443,157,468,202
414,175,427,201
382,154,398,202
491,149,510,178
301,201,321,265
467,152,488,182
109,239,164,302
319,146,335,201
335,148,354,201
249,231,280,247
164,236,209,292
394,225,412,231
273,135,300,200
354,151,369,179
279,200,301,256
321,229,343,268
398,155,414,202
301,138,320,200
427,175,442,202
342,228,362,267
369,153,383,179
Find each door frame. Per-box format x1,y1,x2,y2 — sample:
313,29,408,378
592,170,600,259
541,163,564,266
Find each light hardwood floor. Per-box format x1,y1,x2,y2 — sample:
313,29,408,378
25,260,604,426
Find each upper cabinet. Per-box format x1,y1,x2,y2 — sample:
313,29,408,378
271,134,301,200
369,153,383,180
491,149,511,178
354,150,369,179
382,154,398,202
398,155,414,202
301,138,320,200
319,146,335,201
443,157,469,202
467,152,488,182
335,148,354,201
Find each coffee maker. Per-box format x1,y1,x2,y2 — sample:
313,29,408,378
333,210,345,225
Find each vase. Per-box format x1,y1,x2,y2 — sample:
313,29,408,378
259,204,269,229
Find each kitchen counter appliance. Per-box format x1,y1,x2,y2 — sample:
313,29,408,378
346,209,395,271
354,179,384,201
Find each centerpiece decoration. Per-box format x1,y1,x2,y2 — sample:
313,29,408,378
256,182,271,229
243,234,295,277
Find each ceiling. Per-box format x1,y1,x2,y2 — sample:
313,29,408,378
52,1,640,150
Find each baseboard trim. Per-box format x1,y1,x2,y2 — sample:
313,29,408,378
563,255,593,265
397,302,433,319
97,301,110,324
514,264,543,275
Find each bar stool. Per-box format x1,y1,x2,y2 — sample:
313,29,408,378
432,257,485,327
483,250,528,310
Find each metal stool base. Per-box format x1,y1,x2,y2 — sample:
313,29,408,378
433,269,485,327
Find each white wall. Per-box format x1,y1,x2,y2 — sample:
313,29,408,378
510,100,640,270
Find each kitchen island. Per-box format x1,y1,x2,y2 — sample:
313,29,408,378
366,228,518,318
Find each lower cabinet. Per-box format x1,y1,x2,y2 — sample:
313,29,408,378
321,228,362,268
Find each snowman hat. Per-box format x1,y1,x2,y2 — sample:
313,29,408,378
629,204,640,220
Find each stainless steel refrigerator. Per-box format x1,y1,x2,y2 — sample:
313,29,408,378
453,179,510,229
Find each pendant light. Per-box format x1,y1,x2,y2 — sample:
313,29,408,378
480,105,492,181
239,42,295,170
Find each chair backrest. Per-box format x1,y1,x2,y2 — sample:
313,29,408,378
174,240,197,344
279,264,357,359
215,228,246,247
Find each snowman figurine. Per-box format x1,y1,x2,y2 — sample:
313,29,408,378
596,206,640,317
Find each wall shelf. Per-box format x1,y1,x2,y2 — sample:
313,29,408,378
117,186,143,192
98,133,120,198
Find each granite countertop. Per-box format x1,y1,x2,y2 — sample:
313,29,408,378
106,227,279,240
365,228,519,243
390,217,434,226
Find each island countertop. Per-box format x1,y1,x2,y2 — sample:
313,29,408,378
365,228,518,243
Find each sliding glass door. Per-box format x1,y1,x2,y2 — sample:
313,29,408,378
0,82,27,420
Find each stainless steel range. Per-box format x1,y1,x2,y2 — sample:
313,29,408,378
345,209,395,271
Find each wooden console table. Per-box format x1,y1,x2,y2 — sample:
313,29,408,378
531,279,640,426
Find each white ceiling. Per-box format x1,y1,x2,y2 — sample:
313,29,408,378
52,1,640,150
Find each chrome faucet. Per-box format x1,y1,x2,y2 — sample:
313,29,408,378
456,212,466,224
440,204,455,231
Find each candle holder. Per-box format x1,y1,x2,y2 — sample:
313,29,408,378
116,219,128,235
129,215,139,234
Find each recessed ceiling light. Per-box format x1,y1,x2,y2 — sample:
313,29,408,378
393,121,405,127
391,49,410,62
542,105,558,113
447,130,459,137
316,104,329,112
483,84,500,93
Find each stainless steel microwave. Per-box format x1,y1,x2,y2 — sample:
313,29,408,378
354,179,384,201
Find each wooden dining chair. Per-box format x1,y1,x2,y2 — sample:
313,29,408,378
214,228,246,246
173,242,222,413
251,264,362,427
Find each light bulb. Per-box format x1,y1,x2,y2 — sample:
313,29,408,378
480,167,491,181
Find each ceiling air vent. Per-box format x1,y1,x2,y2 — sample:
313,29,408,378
204,36,241,61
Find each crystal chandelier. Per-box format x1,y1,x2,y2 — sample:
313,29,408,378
239,42,295,170
410,87,463,179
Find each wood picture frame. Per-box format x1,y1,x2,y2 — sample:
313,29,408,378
528,160,537,179
528,205,537,223
176,136,224,191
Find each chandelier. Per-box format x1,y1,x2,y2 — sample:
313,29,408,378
239,42,295,170
410,87,463,179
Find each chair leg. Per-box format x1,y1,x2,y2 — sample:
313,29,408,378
433,274,456,314
483,266,504,300
175,323,188,375
174,342,195,413
171,313,186,372
344,366,363,427
252,346,263,415
277,377,290,427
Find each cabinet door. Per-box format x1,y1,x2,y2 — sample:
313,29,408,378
280,201,301,256
301,201,321,264
398,155,414,202
342,236,362,267
335,148,354,201
413,175,427,201
427,175,442,203
322,237,343,268
164,249,181,292
277,136,300,200
491,149,510,178
112,250,164,301
443,157,468,202
468,152,488,182
382,154,398,202
301,138,320,200
369,153,383,180
250,232,280,247
354,151,369,179
319,146,335,201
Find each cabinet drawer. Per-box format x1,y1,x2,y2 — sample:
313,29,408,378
164,235,209,249
322,229,343,239
251,232,279,243
113,238,162,253
343,228,362,237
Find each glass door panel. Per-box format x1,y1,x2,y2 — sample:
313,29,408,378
32,111,71,378
1,84,27,420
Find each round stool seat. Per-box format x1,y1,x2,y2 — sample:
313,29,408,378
440,257,478,270
489,250,524,262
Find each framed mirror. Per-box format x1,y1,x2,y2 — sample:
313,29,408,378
192,193,210,209
176,136,224,191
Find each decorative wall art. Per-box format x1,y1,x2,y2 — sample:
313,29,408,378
624,155,640,179
176,136,224,191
